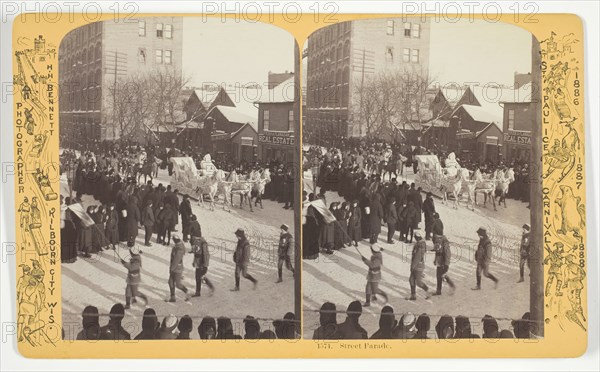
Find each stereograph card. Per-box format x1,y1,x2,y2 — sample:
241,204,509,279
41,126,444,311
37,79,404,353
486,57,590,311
4,3,590,359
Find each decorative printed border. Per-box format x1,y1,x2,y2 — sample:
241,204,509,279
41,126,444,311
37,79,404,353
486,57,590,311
11,12,587,358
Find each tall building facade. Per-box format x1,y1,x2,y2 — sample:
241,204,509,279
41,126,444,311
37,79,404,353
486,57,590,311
58,17,183,141
305,17,430,141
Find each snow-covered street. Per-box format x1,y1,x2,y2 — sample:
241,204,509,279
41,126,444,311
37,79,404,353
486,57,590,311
302,169,531,338
61,168,295,339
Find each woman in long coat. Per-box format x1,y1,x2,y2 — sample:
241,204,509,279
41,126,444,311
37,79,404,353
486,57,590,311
104,203,119,249
338,202,351,247
369,193,384,244
91,205,107,252
116,188,128,242
347,200,362,246
319,202,336,254
125,197,141,244
61,200,78,263
359,190,371,240
332,202,345,250
422,192,436,240
303,205,320,259
77,206,94,258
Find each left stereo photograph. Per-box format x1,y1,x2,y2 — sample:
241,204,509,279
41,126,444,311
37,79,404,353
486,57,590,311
14,16,300,345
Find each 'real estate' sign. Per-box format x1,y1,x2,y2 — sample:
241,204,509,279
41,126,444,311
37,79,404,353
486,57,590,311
504,130,532,145
259,130,295,146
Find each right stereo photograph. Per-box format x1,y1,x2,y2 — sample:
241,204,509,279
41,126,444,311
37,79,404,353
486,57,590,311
302,17,546,340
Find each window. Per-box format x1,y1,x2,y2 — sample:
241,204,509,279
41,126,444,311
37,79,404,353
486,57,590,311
404,22,411,37
164,50,172,65
411,49,419,63
156,23,163,38
263,110,270,131
385,47,394,63
165,24,172,39
138,48,146,63
412,23,420,38
138,20,145,36
508,109,515,130
288,110,294,131
386,20,394,35
155,49,163,64
402,48,410,62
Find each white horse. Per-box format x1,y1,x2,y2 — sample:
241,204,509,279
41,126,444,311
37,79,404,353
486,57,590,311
495,168,515,208
439,171,463,209
195,170,225,211
228,170,255,211
215,169,233,212
472,169,497,211
459,168,476,211
250,168,272,209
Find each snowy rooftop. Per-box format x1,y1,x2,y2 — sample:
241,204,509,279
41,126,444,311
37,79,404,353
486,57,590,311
255,76,296,104
208,105,257,130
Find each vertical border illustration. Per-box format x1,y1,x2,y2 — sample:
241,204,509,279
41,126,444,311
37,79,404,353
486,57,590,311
11,12,587,358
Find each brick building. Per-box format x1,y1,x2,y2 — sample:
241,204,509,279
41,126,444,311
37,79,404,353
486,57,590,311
501,101,534,163
256,76,296,163
305,17,431,141
58,17,183,142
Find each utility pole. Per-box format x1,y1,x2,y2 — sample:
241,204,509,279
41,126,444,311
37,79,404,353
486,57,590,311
352,48,374,137
359,49,366,137
105,50,127,140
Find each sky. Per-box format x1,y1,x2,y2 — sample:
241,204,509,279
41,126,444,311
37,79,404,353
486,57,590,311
428,18,533,87
301,18,533,88
180,17,531,90
182,18,295,88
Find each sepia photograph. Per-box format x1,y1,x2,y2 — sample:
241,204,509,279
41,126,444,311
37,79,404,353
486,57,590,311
302,17,548,340
54,16,300,341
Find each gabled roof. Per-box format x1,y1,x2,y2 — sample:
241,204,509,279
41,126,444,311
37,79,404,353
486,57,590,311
230,96,259,123
189,86,235,111
459,104,502,128
475,122,500,137
231,122,258,137
466,83,533,118
208,105,257,129
193,88,219,109
212,122,258,141
436,85,467,107
255,76,296,104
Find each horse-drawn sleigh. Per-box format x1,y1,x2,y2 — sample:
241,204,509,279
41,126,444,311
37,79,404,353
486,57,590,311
414,153,515,211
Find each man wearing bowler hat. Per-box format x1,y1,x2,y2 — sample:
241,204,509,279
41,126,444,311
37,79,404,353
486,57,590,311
472,227,499,290
231,228,258,291
276,224,294,283
518,223,531,283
